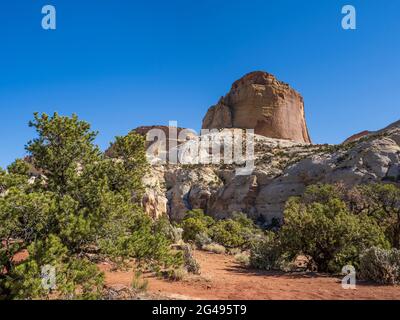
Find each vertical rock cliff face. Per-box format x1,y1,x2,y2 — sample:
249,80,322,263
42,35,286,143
202,71,312,144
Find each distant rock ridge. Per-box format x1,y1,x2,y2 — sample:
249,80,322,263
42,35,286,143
202,71,312,144
344,120,400,143
344,130,371,143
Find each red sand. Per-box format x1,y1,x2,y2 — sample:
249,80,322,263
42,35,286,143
101,250,400,300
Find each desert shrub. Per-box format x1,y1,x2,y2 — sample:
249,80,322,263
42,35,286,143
359,247,400,285
228,248,242,256
180,209,214,242
131,271,149,292
182,244,201,275
168,226,184,244
300,183,346,205
231,212,256,229
202,243,226,254
209,216,261,249
229,212,264,248
209,220,247,248
234,252,250,266
304,183,400,249
180,209,262,250
181,218,209,242
184,209,215,227
281,188,389,273
167,267,187,281
153,217,183,244
194,232,213,248
249,232,285,270
100,213,183,271
348,183,400,249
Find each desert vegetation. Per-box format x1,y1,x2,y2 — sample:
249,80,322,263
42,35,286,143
180,209,262,251
0,113,184,300
178,183,400,285
1,113,399,300
248,183,400,284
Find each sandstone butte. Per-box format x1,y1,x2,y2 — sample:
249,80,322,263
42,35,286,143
202,71,312,144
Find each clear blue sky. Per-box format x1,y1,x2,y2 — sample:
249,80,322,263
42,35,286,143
1,0,399,168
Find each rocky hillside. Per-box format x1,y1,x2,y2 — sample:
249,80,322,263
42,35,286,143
142,122,400,223
106,71,399,224
20,71,395,226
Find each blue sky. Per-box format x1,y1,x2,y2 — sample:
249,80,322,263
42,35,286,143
0,0,399,168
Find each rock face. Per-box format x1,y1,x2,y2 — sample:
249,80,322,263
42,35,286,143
202,71,312,144
142,121,400,223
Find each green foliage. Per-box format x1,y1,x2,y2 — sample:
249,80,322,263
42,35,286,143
180,209,214,242
0,112,179,300
299,183,400,249
153,216,183,244
249,232,285,270
7,159,30,176
180,209,261,250
184,209,215,227
194,232,212,248
280,187,389,273
104,132,149,197
131,270,149,292
348,183,400,249
248,183,400,278
210,213,261,249
2,235,103,300
26,112,101,194
0,188,55,243
210,220,247,248
359,247,400,285
99,206,183,271
230,212,255,229
182,244,201,275
0,166,30,192
300,183,345,204
181,218,209,243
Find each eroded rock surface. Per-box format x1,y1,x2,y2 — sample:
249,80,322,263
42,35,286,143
202,71,311,144
142,122,400,223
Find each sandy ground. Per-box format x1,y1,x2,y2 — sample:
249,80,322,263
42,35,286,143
100,250,400,300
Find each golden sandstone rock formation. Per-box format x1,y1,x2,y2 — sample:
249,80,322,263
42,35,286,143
202,71,312,144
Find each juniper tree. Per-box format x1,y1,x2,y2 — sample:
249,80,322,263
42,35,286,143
280,186,389,273
348,183,400,249
1,112,180,300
